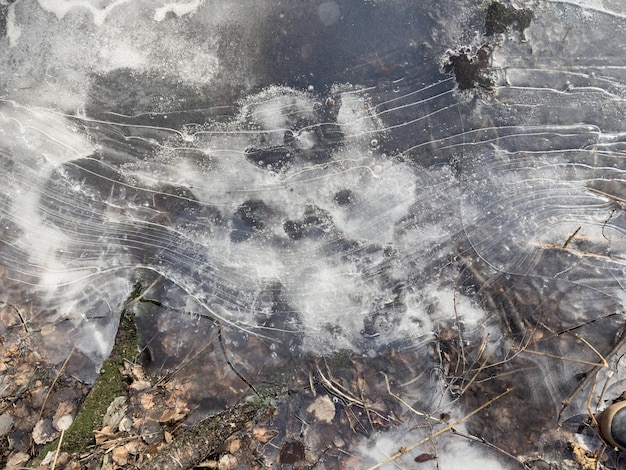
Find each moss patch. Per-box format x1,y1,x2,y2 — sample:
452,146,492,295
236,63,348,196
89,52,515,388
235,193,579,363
62,309,138,454
36,284,142,460
485,1,534,36
443,46,494,91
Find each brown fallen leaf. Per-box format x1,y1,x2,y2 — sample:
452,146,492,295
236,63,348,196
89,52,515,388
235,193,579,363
228,438,241,454
125,439,143,455
32,418,58,445
130,379,151,392
156,407,187,423
5,452,30,470
94,426,117,445
306,394,335,423
112,445,130,466
252,427,278,443
140,392,156,410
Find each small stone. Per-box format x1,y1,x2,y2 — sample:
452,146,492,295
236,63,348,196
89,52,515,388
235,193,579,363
52,401,75,428
0,413,14,436
141,419,164,445
228,438,241,454
112,445,130,466
333,436,345,447
218,453,238,470
414,453,437,463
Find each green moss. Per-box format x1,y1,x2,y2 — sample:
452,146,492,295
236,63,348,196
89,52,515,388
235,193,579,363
444,47,495,91
34,285,142,463
485,1,534,36
62,307,139,454
326,349,353,369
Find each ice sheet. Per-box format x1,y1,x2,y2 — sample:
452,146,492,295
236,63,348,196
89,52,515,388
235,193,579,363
2,0,626,467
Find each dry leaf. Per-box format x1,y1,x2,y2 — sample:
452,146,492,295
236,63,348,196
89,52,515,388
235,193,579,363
156,407,187,423
306,394,336,423
32,418,58,445
228,438,241,454
130,379,151,392
140,393,156,410
125,362,146,381
570,442,598,470
94,426,117,445
252,427,278,443
112,445,130,466
6,452,30,470
103,396,128,430
125,440,142,455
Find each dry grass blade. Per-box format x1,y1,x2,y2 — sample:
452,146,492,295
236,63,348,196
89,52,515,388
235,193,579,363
381,372,441,424
514,333,608,367
37,347,75,423
536,242,625,263
558,326,626,424
316,361,365,407
587,187,626,210
460,355,491,396
367,388,513,470
512,348,606,367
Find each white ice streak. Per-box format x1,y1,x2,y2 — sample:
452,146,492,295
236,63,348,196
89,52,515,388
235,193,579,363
38,0,133,25
154,0,204,22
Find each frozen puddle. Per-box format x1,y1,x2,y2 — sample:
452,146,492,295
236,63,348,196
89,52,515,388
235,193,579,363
2,0,626,468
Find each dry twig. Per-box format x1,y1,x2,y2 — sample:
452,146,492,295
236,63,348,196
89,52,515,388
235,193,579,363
133,402,262,470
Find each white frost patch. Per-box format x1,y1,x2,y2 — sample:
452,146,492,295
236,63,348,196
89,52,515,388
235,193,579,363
154,0,204,22
317,2,340,26
6,3,22,47
287,260,375,349
359,430,510,469
37,0,133,25
336,91,380,142
331,160,418,244
98,40,147,70
546,0,626,17
77,319,119,357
